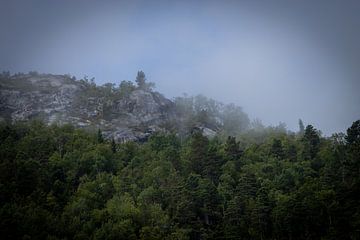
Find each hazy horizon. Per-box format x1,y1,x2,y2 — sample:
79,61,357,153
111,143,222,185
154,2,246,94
1,0,359,135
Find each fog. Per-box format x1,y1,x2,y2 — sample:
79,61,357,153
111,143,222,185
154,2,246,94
1,0,359,135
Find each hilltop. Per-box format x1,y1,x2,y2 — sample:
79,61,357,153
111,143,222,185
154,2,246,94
0,71,250,142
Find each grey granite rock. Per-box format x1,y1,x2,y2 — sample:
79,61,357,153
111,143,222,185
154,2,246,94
0,74,176,142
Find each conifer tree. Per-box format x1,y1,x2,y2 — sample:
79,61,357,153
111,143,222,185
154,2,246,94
135,70,146,89
97,129,104,143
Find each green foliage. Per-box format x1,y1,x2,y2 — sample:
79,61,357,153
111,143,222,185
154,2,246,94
302,124,321,159
119,80,136,97
135,70,155,91
221,103,250,136
0,120,359,239
72,74,149,120
173,94,250,138
346,120,360,145
136,71,146,88
298,119,305,135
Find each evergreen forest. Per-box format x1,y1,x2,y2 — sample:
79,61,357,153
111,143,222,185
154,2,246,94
1,119,359,239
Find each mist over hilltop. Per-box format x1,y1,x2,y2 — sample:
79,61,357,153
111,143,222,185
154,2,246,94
1,0,360,135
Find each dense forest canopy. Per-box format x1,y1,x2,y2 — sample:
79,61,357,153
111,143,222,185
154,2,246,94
0,118,359,239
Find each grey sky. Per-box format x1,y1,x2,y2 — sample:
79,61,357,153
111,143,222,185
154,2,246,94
1,0,359,135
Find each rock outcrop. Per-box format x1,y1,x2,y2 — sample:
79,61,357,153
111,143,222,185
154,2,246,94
0,73,175,142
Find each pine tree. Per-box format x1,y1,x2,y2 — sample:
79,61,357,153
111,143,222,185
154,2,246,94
345,120,360,145
299,119,305,135
224,136,243,170
271,139,284,159
135,70,155,91
203,144,222,184
303,125,320,159
189,131,209,175
111,137,116,153
97,129,104,143
135,70,146,89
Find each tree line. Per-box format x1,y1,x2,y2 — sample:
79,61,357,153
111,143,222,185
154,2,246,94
0,119,359,239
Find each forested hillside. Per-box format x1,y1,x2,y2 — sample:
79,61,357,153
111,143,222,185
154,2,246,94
1,120,359,239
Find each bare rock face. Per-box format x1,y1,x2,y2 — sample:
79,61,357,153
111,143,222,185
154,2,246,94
0,73,175,142
0,74,79,122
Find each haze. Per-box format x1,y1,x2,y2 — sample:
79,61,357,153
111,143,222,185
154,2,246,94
1,0,359,135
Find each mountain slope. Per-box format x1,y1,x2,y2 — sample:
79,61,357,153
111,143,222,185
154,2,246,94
0,73,175,142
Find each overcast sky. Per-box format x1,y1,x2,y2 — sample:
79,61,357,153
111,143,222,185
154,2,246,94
1,0,359,135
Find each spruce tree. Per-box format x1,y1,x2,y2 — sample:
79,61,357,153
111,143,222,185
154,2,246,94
135,70,146,89
97,129,104,143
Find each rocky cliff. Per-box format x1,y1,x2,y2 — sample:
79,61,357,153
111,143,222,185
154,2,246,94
0,73,175,142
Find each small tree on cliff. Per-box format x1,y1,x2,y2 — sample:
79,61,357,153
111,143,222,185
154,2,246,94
135,71,155,91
